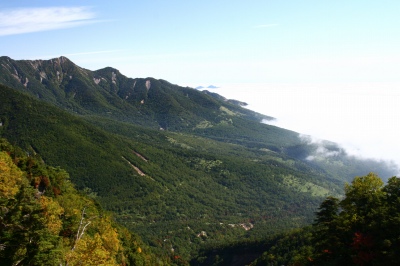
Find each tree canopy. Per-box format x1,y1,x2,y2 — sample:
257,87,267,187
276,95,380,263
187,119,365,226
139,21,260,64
250,173,400,266
0,139,163,265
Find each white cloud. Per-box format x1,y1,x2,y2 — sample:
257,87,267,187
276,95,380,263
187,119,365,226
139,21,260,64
214,83,400,170
0,6,96,36
299,134,342,160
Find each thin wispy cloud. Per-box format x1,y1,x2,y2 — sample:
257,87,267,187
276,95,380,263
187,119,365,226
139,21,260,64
254,23,279,28
0,6,96,36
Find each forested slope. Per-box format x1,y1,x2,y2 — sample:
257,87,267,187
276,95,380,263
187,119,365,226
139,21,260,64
0,56,398,262
248,173,400,266
0,56,271,130
0,139,161,265
0,84,334,259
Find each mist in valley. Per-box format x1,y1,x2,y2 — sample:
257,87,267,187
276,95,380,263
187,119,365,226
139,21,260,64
204,82,400,176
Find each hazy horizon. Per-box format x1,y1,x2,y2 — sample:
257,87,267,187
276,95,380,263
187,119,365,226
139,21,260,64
199,82,400,173
1,1,400,173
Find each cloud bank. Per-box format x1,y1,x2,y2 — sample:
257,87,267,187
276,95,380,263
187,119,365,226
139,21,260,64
212,83,400,174
0,6,95,36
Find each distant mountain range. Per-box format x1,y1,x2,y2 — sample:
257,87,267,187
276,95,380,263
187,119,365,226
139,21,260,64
195,85,219,90
0,56,397,261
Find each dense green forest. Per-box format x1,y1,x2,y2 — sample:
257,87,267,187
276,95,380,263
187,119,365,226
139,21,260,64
248,173,400,266
0,83,330,260
0,139,165,265
2,139,399,265
0,56,399,264
190,173,400,266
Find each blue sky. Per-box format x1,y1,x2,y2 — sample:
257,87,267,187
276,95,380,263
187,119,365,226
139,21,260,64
2,0,400,84
1,1,400,169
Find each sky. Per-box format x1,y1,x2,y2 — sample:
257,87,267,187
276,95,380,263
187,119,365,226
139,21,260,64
1,1,400,169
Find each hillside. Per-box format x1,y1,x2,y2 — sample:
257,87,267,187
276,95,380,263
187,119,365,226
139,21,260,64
0,139,161,265
0,56,270,129
0,56,398,261
247,173,400,266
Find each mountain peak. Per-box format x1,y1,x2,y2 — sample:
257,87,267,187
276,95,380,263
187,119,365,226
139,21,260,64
207,85,219,89
57,55,71,63
195,85,219,90
0,56,271,130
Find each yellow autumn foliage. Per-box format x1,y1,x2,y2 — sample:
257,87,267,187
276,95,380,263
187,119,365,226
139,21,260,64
0,140,159,265
0,151,23,199
66,233,118,266
97,217,121,257
39,195,64,234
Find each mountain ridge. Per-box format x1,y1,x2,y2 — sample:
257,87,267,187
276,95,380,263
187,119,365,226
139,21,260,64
0,55,398,261
0,56,271,130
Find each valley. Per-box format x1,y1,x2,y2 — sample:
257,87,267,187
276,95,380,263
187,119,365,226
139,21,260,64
0,56,398,264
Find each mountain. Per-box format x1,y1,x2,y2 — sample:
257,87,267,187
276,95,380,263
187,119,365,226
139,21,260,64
0,56,398,261
202,90,248,107
207,85,218,89
195,85,218,90
0,56,267,130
